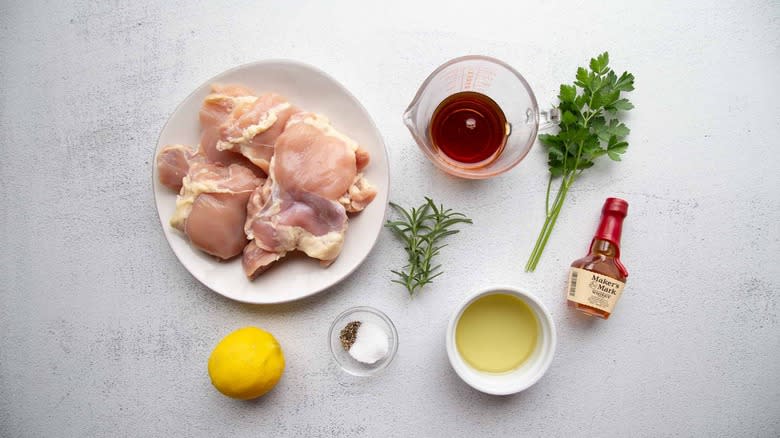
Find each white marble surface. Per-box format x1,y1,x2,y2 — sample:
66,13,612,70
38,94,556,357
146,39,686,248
1,1,779,436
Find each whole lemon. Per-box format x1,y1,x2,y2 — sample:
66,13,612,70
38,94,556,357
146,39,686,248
208,327,285,400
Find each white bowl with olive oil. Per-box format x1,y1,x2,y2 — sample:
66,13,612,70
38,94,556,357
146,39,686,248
446,286,556,395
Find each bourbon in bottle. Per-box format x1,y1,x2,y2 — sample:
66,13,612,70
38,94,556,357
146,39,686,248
567,198,629,319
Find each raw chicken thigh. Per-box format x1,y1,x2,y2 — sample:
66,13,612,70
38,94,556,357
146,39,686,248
199,87,297,173
242,112,376,277
198,96,260,171
170,162,262,259
155,84,377,281
156,144,202,191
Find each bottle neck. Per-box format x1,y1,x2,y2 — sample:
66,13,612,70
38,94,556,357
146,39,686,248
587,198,629,278
589,238,618,257
589,237,629,278
595,212,624,249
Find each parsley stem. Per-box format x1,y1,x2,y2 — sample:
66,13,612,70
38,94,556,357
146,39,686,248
534,179,571,268
526,174,570,271
544,174,553,216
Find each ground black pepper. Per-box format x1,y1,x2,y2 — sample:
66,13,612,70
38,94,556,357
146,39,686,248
339,321,362,351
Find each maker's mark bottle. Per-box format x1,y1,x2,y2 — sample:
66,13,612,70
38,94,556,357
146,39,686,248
567,198,629,319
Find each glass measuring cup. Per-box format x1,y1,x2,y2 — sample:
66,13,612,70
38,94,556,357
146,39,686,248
403,55,559,179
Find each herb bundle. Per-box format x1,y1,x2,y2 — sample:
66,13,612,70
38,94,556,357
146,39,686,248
385,198,472,295
525,52,635,271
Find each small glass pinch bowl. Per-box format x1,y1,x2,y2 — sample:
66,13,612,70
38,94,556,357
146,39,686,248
329,306,398,376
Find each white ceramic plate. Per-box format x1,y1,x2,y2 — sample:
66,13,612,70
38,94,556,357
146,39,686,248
153,60,389,304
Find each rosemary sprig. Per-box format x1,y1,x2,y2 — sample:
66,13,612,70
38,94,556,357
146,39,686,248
385,197,472,295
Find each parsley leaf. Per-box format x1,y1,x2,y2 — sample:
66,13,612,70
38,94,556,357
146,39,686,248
526,52,635,271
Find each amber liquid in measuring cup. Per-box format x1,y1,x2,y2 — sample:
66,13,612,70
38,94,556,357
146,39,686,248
428,91,510,166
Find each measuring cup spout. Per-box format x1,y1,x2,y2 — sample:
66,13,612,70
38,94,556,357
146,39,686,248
402,100,422,139
403,97,418,127
402,108,415,130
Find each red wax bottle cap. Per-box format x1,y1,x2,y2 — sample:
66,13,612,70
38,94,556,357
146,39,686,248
602,197,628,217
595,197,628,244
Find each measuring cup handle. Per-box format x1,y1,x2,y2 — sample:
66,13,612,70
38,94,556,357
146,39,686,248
538,107,560,131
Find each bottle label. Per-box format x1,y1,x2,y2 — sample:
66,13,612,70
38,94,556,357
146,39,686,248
567,268,626,313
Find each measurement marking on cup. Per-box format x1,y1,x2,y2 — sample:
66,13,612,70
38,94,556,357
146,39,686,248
463,69,475,90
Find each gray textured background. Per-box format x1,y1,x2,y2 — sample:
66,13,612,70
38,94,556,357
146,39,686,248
1,1,779,437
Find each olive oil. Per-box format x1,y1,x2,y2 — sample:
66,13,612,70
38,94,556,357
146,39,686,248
455,293,539,373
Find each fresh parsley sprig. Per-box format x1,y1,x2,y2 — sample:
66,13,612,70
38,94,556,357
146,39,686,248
525,52,635,271
385,198,472,295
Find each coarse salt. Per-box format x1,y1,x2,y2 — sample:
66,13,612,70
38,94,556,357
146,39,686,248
348,321,389,364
